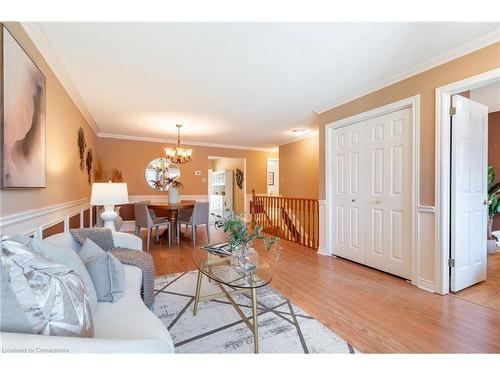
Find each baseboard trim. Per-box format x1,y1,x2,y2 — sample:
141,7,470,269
417,278,436,293
317,246,329,256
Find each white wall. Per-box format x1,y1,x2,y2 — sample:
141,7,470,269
267,158,279,195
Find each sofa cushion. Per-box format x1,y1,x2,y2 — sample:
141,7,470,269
1,239,94,337
70,228,115,252
80,239,125,302
92,265,174,351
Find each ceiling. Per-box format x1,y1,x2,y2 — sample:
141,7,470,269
470,81,500,113
25,22,500,149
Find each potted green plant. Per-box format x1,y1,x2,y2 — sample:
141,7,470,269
487,166,500,254
213,209,279,271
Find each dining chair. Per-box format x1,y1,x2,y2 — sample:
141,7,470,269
177,200,195,234
134,202,171,250
177,202,210,246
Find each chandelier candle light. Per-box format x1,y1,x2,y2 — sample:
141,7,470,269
165,124,192,164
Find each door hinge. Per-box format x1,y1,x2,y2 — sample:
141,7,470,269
449,106,456,116
448,258,455,267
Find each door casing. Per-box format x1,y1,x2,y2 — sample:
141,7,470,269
435,68,500,295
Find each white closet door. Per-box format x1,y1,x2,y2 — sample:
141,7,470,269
332,122,366,263
365,108,412,279
450,95,488,292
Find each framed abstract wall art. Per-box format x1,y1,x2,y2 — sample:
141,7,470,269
1,25,46,188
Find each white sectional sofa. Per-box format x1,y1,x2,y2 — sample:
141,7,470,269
1,231,174,353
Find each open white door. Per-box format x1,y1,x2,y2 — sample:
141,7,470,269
450,95,488,292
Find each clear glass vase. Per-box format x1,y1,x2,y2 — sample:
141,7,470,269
231,244,259,272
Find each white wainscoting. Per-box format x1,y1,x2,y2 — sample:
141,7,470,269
0,194,210,238
317,200,328,256
0,198,91,238
415,206,436,292
128,195,209,203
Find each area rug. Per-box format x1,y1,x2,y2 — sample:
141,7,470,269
153,271,357,353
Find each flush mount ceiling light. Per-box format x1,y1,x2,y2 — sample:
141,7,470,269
292,129,308,136
164,124,193,165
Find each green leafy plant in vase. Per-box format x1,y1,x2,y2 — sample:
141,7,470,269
212,209,279,272
487,166,500,253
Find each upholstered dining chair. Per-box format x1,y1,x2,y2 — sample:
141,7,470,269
134,202,171,250
177,202,210,246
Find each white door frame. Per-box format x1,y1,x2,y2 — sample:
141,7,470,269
435,68,500,295
266,157,279,195
325,95,420,286
207,156,247,215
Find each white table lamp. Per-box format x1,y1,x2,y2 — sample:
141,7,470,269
90,182,129,231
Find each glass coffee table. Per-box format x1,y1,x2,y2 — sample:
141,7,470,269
191,248,273,353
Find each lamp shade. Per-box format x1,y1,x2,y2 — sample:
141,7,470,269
90,183,129,206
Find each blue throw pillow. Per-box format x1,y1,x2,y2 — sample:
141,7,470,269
79,239,125,303
29,238,98,314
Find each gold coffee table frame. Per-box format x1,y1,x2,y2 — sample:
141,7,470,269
191,250,272,354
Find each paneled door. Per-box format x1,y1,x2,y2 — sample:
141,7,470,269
332,121,366,263
365,108,412,279
450,95,488,292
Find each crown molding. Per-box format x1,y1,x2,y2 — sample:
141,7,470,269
97,132,279,153
278,130,319,147
20,22,100,135
314,28,500,114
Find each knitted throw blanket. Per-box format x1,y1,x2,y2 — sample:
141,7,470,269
110,248,155,307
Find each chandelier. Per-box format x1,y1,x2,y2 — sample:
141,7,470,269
164,124,192,164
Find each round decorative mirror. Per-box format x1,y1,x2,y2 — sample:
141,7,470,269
144,158,181,191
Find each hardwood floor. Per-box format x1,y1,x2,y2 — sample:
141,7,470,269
454,252,500,311
139,226,500,353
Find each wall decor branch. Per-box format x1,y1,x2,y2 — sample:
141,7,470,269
85,148,93,185
77,127,87,171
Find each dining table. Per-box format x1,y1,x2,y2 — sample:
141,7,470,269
147,202,196,242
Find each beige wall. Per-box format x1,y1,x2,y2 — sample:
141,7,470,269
279,135,319,199
96,137,277,197
489,111,500,182
318,42,500,204
490,111,500,232
211,157,245,214
0,22,97,217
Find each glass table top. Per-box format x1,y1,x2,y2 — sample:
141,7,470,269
192,248,273,289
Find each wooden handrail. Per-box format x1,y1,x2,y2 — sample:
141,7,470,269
250,189,319,250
